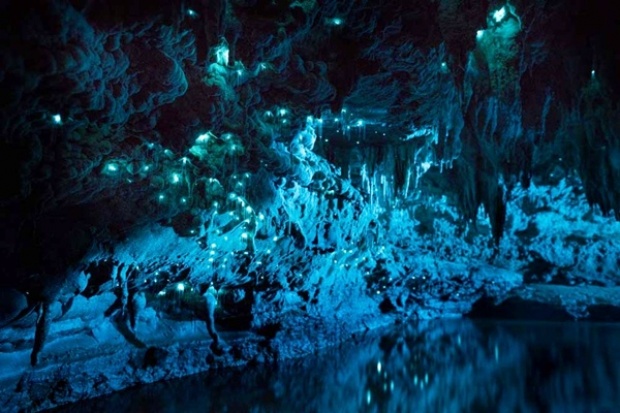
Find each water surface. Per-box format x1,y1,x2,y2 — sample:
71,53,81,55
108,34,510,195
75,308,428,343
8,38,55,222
54,319,620,412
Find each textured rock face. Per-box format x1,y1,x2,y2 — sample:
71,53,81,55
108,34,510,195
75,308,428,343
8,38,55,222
0,0,619,410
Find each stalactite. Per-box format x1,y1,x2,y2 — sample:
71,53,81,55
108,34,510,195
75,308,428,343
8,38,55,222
30,302,51,366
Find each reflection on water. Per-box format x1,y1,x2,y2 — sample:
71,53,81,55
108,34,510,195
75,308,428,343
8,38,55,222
55,320,620,412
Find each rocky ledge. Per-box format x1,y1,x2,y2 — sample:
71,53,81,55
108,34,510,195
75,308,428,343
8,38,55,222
469,285,620,322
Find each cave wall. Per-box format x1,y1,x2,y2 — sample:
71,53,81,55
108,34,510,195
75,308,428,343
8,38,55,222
0,1,619,407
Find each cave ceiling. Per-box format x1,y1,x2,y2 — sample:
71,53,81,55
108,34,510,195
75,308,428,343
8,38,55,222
0,0,618,282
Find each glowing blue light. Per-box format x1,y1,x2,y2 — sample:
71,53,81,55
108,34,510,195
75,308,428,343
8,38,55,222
279,108,288,116
52,114,62,125
241,232,248,239
591,70,596,78
181,157,190,165
245,206,252,213
106,163,118,172
493,7,506,22
176,283,185,292
306,115,314,123
215,43,229,65
330,17,343,26
181,197,188,204
196,132,211,143
187,8,198,18
158,194,165,201
143,165,150,172
356,120,364,127
476,30,484,40
211,243,217,249
171,173,181,184
273,236,278,242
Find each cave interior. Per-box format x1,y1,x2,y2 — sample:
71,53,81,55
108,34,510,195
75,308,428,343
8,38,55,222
0,0,619,410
